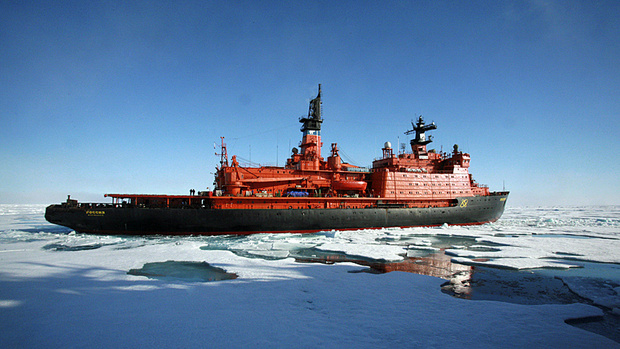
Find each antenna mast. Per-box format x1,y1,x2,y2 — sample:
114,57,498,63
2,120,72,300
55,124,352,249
216,137,228,167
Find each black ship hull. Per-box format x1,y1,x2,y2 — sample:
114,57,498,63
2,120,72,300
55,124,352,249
45,194,508,236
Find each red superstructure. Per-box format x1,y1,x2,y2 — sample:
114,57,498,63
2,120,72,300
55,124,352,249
208,84,491,210
209,85,370,209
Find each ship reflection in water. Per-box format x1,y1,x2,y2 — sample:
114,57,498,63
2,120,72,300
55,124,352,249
199,233,485,298
199,233,587,305
291,247,474,298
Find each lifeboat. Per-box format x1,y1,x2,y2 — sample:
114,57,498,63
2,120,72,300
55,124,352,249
333,180,367,192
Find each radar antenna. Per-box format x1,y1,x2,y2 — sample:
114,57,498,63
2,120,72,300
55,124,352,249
405,115,437,146
300,84,323,132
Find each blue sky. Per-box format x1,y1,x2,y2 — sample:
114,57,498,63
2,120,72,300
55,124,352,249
1,1,618,205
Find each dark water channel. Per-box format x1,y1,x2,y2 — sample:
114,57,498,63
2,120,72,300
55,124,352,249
294,247,619,343
203,233,619,343
127,261,238,282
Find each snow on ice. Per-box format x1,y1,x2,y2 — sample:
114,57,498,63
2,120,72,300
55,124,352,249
0,205,619,347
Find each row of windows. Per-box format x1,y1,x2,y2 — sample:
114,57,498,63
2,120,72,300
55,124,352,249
405,182,469,186
389,191,468,195
395,173,468,179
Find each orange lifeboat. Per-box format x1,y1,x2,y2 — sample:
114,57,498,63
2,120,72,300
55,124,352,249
333,180,367,192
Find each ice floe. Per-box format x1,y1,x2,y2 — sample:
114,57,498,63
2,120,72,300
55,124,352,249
1,204,619,346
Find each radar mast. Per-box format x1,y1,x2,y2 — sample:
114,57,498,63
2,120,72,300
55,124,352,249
405,116,437,158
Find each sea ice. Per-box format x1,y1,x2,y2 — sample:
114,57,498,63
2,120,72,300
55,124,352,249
314,242,407,261
560,276,620,310
1,204,619,347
